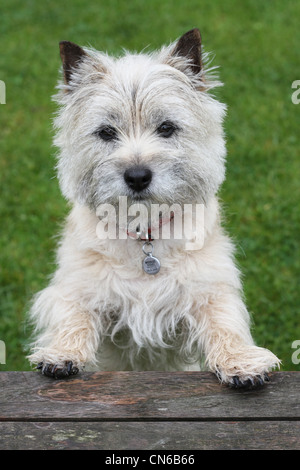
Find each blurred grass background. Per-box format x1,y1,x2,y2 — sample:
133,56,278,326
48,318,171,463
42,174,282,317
0,0,299,371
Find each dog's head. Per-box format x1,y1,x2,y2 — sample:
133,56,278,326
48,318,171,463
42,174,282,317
54,29,226,212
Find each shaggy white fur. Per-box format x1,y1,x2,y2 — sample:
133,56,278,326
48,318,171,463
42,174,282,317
28,29,280,386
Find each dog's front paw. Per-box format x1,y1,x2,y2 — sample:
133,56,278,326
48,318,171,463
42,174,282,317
215,370,271,389
36,361,79,379
28,348,84,379
213,345,280,389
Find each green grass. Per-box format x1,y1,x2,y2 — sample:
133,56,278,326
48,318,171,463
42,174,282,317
0,0,299,371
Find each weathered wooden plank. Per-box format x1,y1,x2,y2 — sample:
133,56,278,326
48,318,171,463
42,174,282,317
0,371,299,421
0,421,299,450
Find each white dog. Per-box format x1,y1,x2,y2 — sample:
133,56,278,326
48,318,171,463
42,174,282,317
28,29,280,387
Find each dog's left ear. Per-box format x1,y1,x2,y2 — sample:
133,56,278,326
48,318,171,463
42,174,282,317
59,41,86,84
172,28,202,74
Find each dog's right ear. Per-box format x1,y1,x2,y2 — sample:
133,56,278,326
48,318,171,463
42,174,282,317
59,41,86,84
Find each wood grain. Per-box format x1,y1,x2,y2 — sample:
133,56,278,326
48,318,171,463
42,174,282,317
0,421,299,450
0,371,299,421
0,371,299,450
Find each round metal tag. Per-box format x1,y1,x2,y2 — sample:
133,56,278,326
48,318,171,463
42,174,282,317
142,254,161,275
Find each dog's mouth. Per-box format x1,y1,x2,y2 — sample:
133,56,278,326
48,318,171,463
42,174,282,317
126,190,158,207
129,193,148,202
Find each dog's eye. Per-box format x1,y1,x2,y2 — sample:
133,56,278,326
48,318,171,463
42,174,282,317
94,126,118,142
156,121,177,138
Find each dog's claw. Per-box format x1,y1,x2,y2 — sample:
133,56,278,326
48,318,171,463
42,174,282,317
36,361,79,379
257,376,265,386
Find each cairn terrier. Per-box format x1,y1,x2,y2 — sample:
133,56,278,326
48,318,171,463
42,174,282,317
28,29,280,387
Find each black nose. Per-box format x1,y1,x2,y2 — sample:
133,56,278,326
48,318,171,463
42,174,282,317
124,166,152,192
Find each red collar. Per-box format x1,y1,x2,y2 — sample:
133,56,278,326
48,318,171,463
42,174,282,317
127,213,174,241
